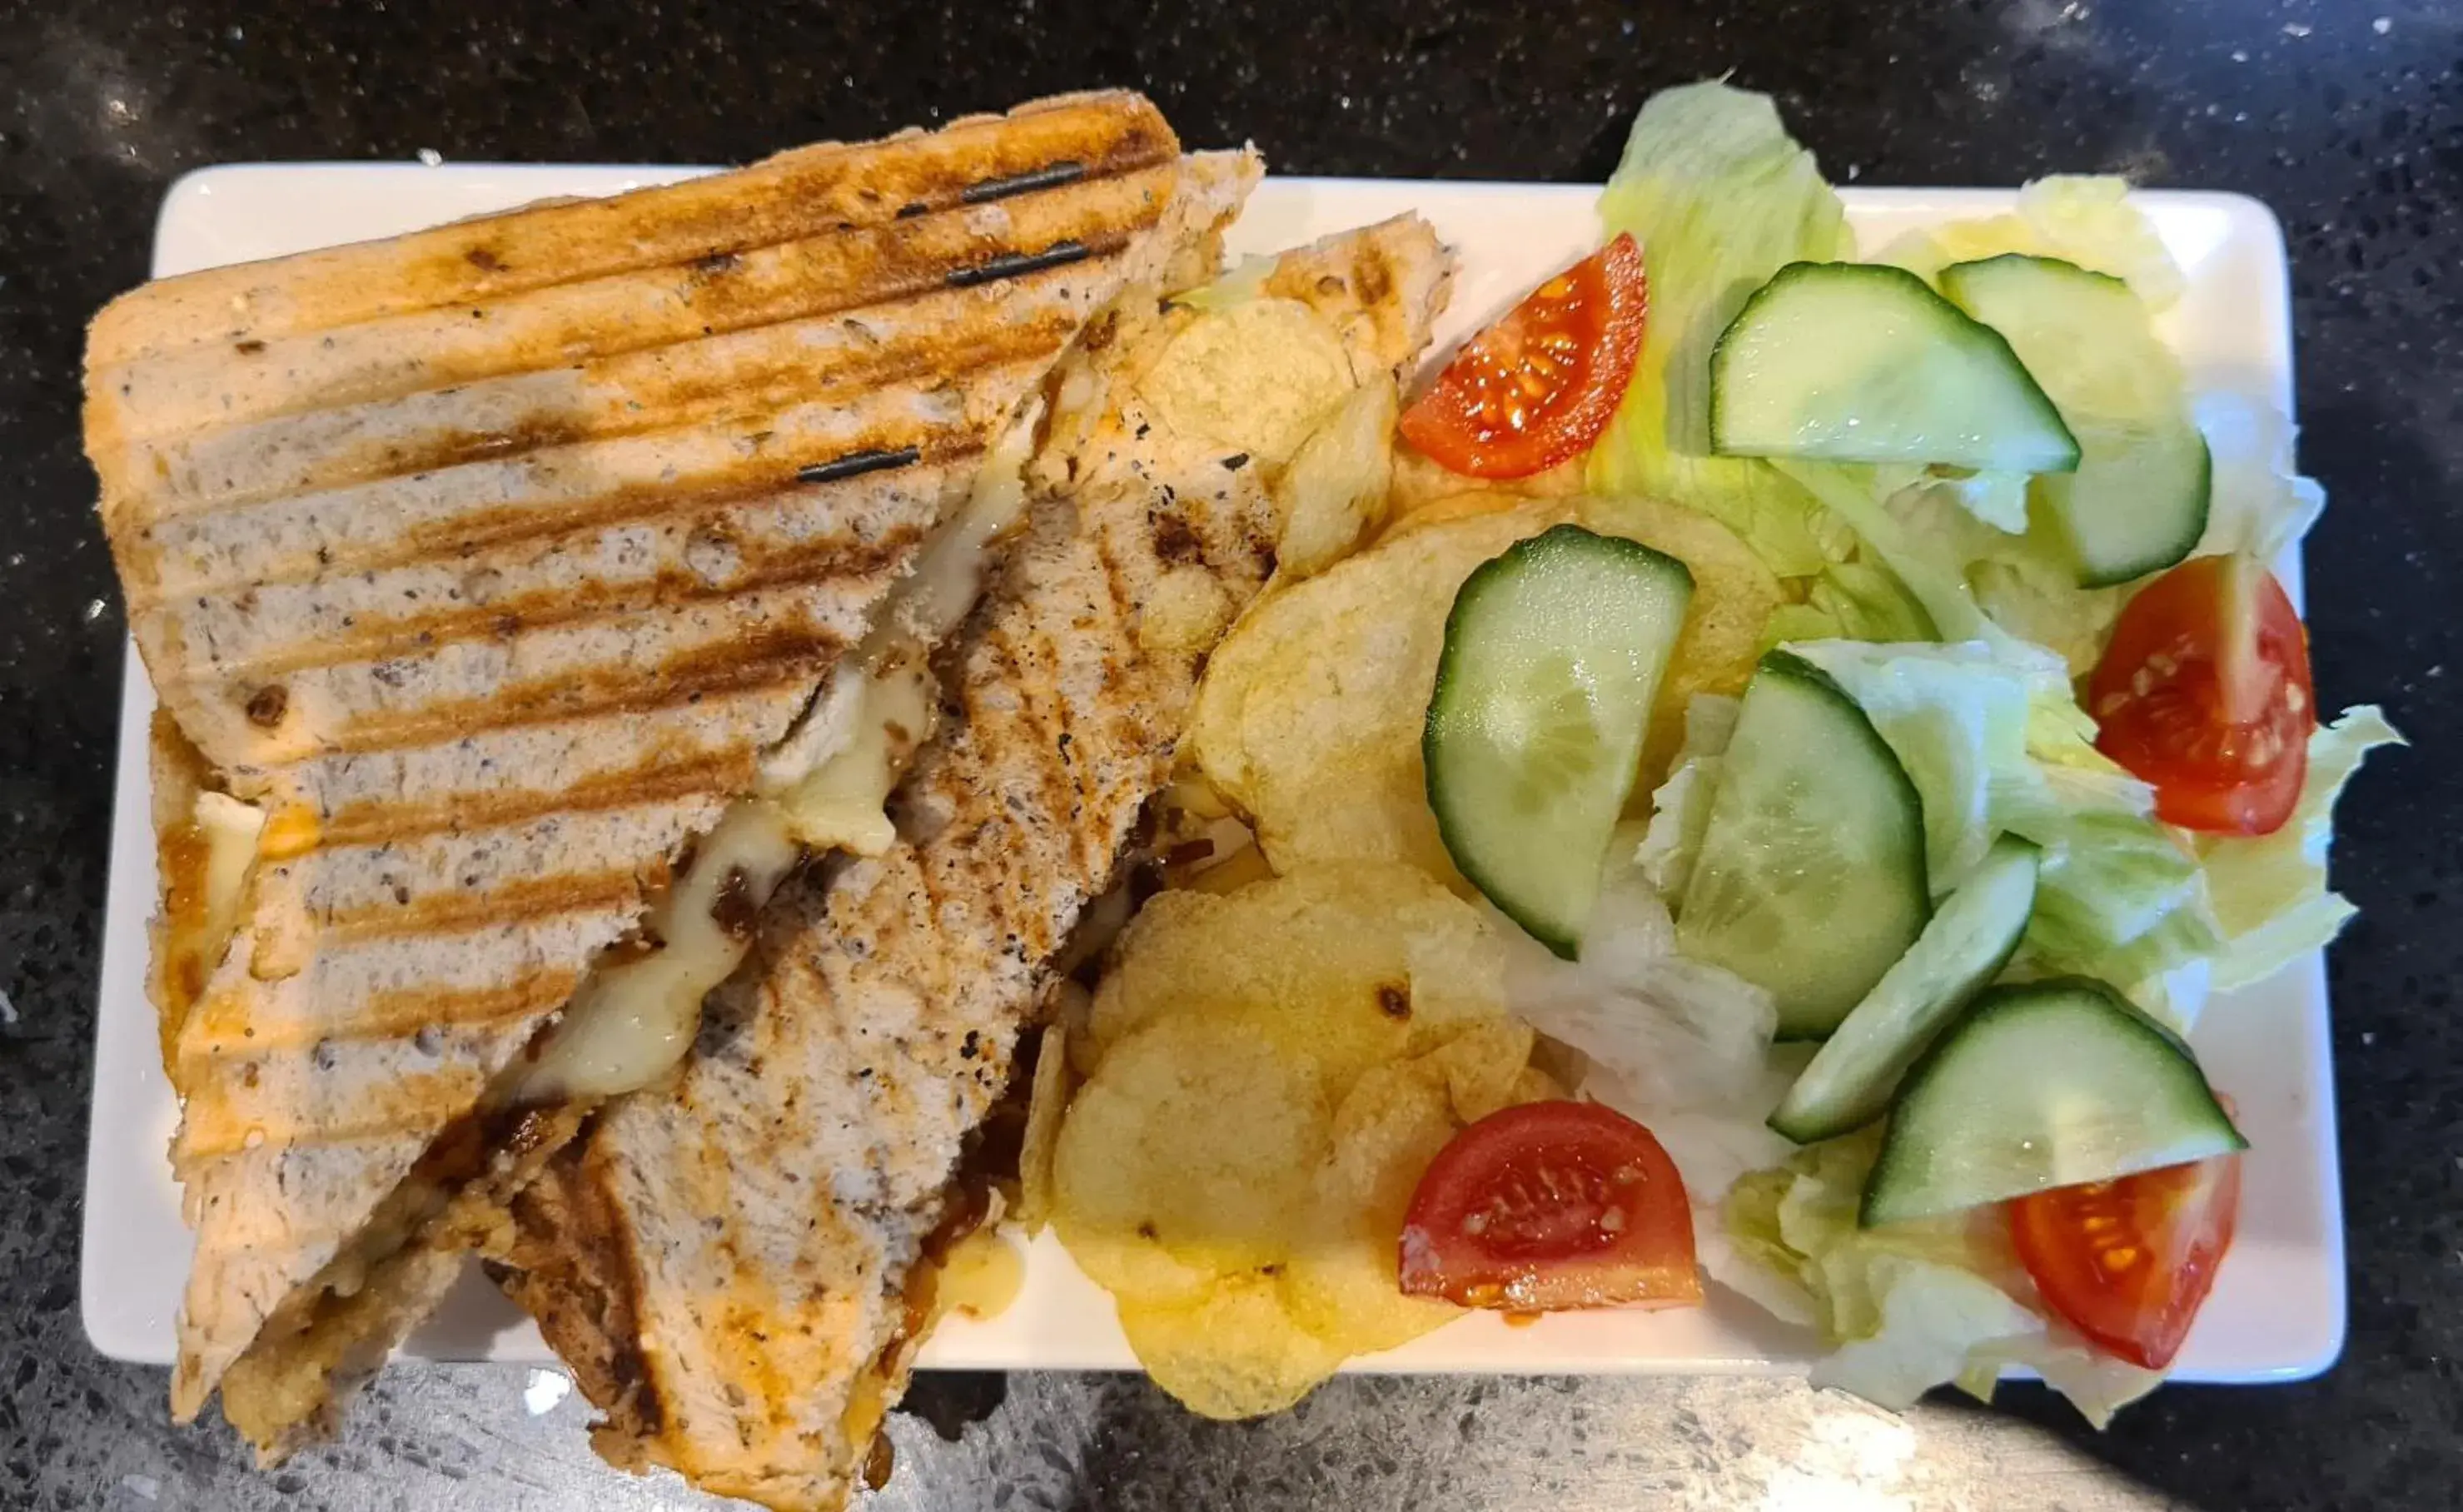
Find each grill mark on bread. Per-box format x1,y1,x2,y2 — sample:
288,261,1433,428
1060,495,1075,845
88,97,1177,366
795,447,923,485
318,749,754,849
180,967,585,1066
961,160,1088,204
323,871,651,943
319,623,844,754
127,435,988,612
162,524,930,687
126,305,1081,520
177,1067,492,1160
97,202,1151,447
944,240,1093,288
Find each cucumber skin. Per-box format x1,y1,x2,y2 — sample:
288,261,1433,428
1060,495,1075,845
1682,650,1932,1040
1424,524,1695,960
1858,976,2248,1229
2060,432,2212,589
1761,650,1933,1041
1938,254,2211,588
1942,250,2128,296
1707,261,2082,472
1766,835,2040,1144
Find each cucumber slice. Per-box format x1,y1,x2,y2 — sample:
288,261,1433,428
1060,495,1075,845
1940,254,2210,588
1426,525,1694,958
1861,977,2247,1228
1769,835,2040,1143
1674,652,1929,1038
1709,261,2081,473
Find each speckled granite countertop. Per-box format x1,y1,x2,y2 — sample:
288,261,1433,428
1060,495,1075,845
2,2,2456,1508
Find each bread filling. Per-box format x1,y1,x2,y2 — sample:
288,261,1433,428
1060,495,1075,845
519,390,1043,1105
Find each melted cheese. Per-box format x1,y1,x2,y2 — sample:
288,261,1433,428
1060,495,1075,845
930,1226,1025,1325
192,791,266,967
758,395,1042,852
515,801,799,1103
772,659,932,854
515,397,1044,1105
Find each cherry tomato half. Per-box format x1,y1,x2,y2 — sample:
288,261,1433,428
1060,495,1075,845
1397,1100,1700,1311
1398,233,1649,480
2010,1151,2242,1371
2088,554,2314,835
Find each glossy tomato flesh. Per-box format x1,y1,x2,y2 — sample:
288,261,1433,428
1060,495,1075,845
1397,1100,1700,1311
1397,233,1649,480
2010,1151,2242,1370
2089,554,2315,835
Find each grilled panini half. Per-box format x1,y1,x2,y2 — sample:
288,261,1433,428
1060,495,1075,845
85,91,1246,1452
501,216,1455,1511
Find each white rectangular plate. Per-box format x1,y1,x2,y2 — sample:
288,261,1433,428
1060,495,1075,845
84,167,2336,1385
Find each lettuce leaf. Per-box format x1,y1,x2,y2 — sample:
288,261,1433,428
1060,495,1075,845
1751,642,2396,1009
1637,694,1739,897
1499,828,1778,1118
2194,390,2328,568
2202,707,2405,991
1958,1328,2167,1430
1968,550,2123,678
1780,639,2218,982
1798,557,1938,644
1931,468,2033,535
1813,1256,2042,1410
1504,817,1794,1206
1625,1050,1808,1216
1882,176,2185,312
1722,1132,2163,1423
1590,82,1853,579
1775,461,1998,644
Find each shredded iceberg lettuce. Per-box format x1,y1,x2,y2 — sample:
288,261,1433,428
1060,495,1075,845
1774,461,2000,644
2194,390,2328,569
1637,695,1739,897
2202,707,2406,991
1590,82,1853,579
1930,468,2032,535
1881,176,2186,311
1813,1256,2042,1410
1497,831,1779,1115
1794,555,1938,645
1958,1327,2168,1430
1779,639,2222,990
1722,1132,2165,1424
1500,820,1794,1206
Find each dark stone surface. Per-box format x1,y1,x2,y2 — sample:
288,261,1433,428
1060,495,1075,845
1,0,2455,1507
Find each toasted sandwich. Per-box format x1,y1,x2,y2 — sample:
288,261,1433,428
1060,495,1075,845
497,216,1454,1510
87,91,1257,1456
